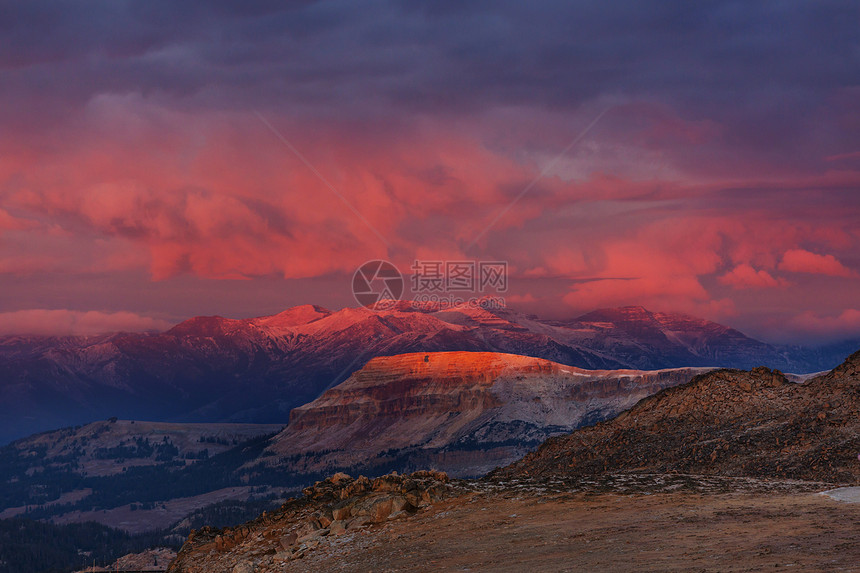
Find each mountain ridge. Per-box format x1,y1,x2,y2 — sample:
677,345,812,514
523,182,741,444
0,302,851,444
494,349,860,483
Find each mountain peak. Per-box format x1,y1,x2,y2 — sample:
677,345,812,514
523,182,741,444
253,304,331,329
576,305,656,323
809,348,860,386
166,315,236,337
839,349,860,371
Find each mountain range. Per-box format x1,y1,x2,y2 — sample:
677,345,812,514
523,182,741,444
4,321,859,571
165,349,860,573
0,352,708,532
0,301,854,444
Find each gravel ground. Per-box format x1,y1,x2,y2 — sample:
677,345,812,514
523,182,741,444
276,475,860,573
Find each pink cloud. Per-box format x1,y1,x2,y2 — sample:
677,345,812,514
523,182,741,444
0,310,171,336
0,209,38,238
0,255,61,275
778,249,856,277
825,151,860,162
563,275,710,311
562,274,738,321
788,309,860,339
540,211,850,323
5,99,558,280
0,92,858,343
718,264,788,290
505,293,537,303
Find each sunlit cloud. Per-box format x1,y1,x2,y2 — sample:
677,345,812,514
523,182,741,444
719,264,789,290
0,310,170,336
779,249,856,278
0,1,857,342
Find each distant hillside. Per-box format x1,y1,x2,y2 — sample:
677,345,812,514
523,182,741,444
0,517,171,573
495,350,860,484
6,419,284,480
0,421,289,534
0,302,850,444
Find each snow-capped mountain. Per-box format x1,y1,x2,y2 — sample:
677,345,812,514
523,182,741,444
0,301,849,444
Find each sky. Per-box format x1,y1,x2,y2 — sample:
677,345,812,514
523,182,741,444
0,1,858,344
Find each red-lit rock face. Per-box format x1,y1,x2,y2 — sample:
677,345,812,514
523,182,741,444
267,351,708,477
288,352,546,431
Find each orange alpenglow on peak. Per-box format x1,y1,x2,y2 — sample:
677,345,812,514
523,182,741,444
268,351,710,477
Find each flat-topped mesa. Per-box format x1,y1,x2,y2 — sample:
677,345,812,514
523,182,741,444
336,351,563,388
269,351,708,477
286,350,682,432
345,351,556,387
287,352,563,431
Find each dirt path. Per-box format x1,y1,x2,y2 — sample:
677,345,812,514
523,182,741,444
285,489,860,572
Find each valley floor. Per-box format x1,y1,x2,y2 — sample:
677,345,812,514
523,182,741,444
278,479,860,572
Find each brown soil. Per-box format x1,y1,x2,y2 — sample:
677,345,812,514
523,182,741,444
280,485,860,572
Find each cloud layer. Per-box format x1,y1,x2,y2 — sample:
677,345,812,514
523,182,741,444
0,1,858,342
0,310,171,336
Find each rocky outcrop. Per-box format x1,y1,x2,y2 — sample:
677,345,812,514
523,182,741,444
265,351,709,477
495,350,860,484
167,470,453,573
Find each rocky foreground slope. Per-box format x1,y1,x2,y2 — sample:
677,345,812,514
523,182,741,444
495,350,860,483
168,471,455,573
166,471,860,573
263,351,709,476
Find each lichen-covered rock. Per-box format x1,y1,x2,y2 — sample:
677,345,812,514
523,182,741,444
168,470,453,573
